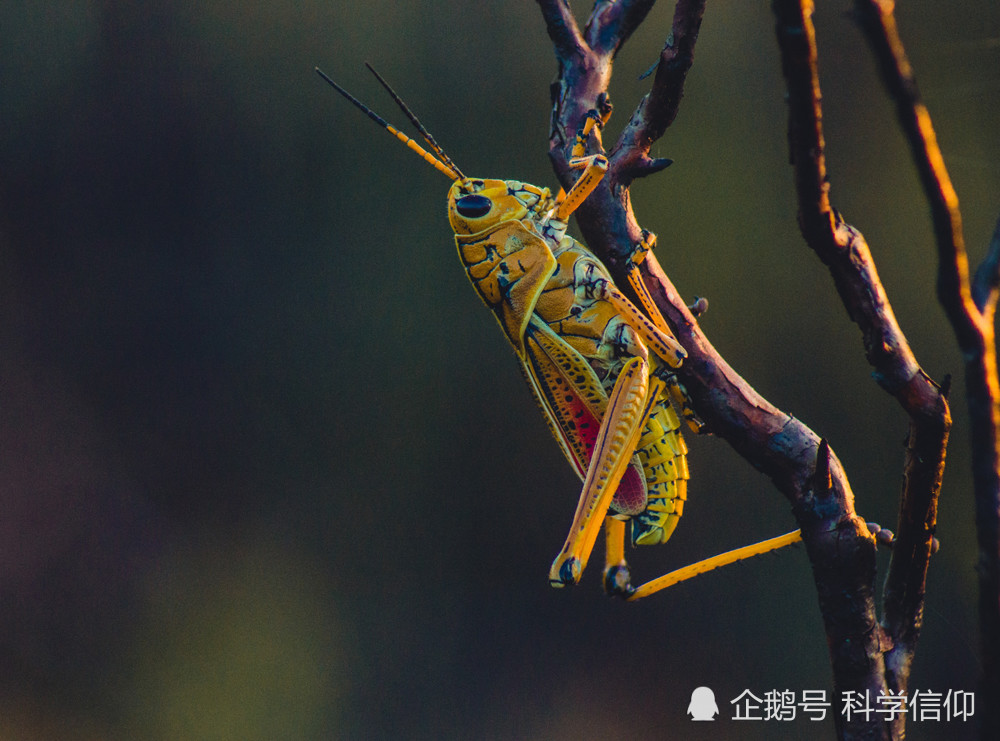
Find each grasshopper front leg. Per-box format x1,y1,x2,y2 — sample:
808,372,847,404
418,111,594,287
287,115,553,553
627,230,705,434
550,154,608,224
549,101,613,224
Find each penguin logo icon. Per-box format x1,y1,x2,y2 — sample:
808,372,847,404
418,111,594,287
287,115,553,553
687,686,719,721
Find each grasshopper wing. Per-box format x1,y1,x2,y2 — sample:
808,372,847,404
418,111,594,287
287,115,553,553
521,315,648,515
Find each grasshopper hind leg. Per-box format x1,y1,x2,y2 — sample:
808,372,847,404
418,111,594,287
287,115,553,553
602,516,635,598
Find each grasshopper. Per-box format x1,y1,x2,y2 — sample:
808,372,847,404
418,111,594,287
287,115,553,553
318,66,801,600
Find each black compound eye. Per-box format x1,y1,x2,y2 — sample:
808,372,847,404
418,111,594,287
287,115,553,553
456,194,492,218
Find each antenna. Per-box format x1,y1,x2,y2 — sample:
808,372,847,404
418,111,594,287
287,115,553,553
315,67,460,181
364,63,465,180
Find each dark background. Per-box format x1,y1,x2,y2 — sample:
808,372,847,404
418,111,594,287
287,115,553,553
1,1,997,739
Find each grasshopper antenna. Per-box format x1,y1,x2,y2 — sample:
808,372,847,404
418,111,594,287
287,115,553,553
315,66,460,181
363,62,465,180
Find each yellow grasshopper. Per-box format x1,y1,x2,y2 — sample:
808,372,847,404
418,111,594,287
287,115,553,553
318,66,801,600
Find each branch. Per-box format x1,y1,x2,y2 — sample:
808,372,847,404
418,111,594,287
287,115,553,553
538,5,890,737
537,0,586,59
853,0,979,349
774,5,949,737
853,0,1000,734
612,0,706,183
541,0,708,262
585,0,658,57
537,0,609,167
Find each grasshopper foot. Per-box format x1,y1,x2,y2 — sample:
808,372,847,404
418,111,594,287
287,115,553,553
603,563,635,599
549,555,582,588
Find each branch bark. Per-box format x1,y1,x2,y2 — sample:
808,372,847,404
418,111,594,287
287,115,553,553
852,1,1000,736
774,2,950,736
536,1,961,739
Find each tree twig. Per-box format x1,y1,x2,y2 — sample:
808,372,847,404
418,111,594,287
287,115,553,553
612,0,704,183
537,0,585,59
584,0,658,56
537,3,892,737
774,2,951,736
853,1,1000,735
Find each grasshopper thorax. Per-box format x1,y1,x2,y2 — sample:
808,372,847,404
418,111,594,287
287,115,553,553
447,178,554,236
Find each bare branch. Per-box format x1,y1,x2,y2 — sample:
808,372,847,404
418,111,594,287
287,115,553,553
540,1,697,187
773,0,947,404
853,2,1000,733
773,0,832,230
642,0,706,146
537,0,587,59
539,6,894,734
640,256,892,741
585,0,659,57
774,8,950,734
853,0,978,348
612,0,706,183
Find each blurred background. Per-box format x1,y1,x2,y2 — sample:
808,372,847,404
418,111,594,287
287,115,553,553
1,1,997,739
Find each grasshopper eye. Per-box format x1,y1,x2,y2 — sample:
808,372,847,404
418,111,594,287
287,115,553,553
456,194,492,218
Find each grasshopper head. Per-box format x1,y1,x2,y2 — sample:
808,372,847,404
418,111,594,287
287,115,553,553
447,178,553,235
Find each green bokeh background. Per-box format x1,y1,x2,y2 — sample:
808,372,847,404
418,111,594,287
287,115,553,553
1,1,997,739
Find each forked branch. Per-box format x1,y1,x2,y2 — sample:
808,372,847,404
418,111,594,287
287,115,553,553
538,2,891,737
853,0,1000,734
774,3,949,736
537,1,970,739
